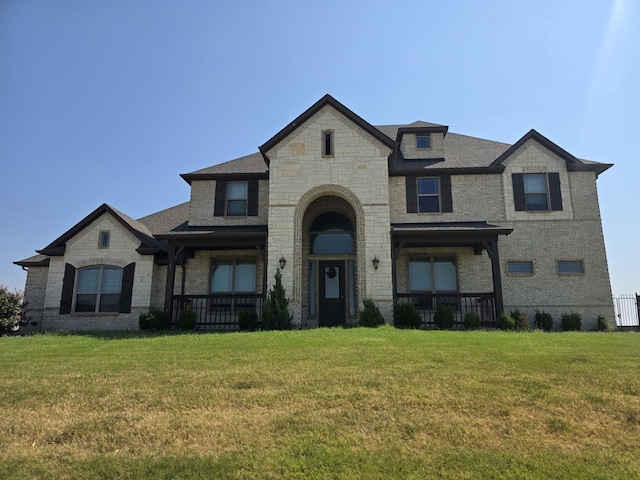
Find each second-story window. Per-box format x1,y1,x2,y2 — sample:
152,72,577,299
512,173,563,212
417,177,440,213
226,181,248,216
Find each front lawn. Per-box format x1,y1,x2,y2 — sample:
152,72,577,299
1,327,639,479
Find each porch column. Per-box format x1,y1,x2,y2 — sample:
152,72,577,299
163,245,177,316
483,240,504,315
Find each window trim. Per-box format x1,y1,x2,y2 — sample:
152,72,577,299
98,231,110,249
416,135,431,149
524,173,549,211
417,177,441,213
557,260,584,275
225,181,248,217
506,261,534,275
74,265,123,313
322,130,334,157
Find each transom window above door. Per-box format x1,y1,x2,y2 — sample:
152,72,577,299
310,211,355,255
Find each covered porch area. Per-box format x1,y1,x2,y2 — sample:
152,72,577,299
157,225,268,330
392,222,512,329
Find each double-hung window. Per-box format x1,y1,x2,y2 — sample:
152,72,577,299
75,266,123,313
417,177,440,213
512,173,563,212
226,181,248,216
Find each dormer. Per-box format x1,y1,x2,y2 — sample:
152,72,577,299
396,122,448,160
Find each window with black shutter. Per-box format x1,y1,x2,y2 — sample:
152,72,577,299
512,173,563,212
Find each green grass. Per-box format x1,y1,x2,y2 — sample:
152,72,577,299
1,327,639,479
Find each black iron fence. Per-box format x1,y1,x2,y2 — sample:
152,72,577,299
172,293,264,330
395,292,497,329
613,294,639,327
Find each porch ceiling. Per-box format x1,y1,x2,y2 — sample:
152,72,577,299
156,225,267,249
391,221,512,248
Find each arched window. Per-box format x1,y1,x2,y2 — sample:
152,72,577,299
75,266,123,313
310,212,355,255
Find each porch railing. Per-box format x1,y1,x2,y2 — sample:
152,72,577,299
395,292,497,329
172,294,264,330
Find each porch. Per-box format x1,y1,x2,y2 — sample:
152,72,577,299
171,293,264,330
395,292,497,329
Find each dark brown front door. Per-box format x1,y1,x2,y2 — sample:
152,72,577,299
319,261,345,327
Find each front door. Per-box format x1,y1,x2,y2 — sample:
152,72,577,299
319,261,345,327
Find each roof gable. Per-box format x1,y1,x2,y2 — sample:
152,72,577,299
36,204,164,256
258,94,396,165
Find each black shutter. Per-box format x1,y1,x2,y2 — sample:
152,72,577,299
59,263,76,314
119,263,136,313
214,179,226,216
512,173,526,211
247,179,259,216
548,172,563,211
406,176,418,213
440,175,453,213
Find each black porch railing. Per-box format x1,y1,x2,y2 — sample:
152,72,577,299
172,294,264,330
395,292,497,329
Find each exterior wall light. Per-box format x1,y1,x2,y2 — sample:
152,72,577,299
279,256,287,269
372,256,380,270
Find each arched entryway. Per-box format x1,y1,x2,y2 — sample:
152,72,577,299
301,196,358,327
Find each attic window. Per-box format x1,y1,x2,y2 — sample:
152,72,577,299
98,231,110,249
416,135,431,149
322,130,334,157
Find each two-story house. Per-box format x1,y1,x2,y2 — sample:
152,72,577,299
15,95,614,331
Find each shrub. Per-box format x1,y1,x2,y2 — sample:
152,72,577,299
394,302,422,329
262,269,292,330
534,310,554,332
139,308,170,331
496,313,515,331
237,309,258,331
178,308,197,330
0,286,25,336
597,315,610,332
433,305,455,330
359,298,385,327
561,312,582,331
463,312,481,330
511,309,530,331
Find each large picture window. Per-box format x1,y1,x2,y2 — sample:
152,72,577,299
211,259,256,293
409,256,457,292
75,266,123,313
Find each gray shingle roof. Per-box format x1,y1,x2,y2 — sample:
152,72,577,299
137,202,190,235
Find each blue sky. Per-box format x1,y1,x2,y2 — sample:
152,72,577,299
1,0,638,295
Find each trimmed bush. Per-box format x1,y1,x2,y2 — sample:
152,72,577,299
561,312,582,331
140,308,170,331
433,305,455,330
359,298,385,327
511,309,530,331
237,310,258,331
496,313,515,331
463,312,481,330
394,302,422,329
597,315,610,332
178,308,197,330
534,310,554,332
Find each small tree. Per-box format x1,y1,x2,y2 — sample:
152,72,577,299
359,298,385,327
262,269,292,330
0,286,26,335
